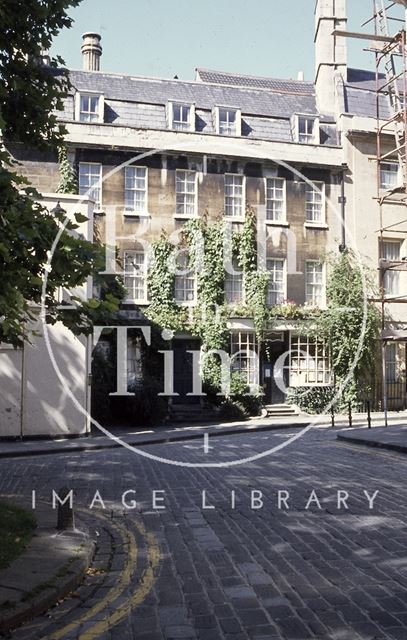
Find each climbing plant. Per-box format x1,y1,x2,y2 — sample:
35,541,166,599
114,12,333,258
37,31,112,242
144,210,269,396
316,249,380,406
145,232,188,332
56,145,78,194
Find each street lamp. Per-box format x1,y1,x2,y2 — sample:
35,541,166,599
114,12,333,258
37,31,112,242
50,201,64,216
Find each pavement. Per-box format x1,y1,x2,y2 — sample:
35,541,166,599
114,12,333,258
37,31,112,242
337,424,407,454
1,410,407,459
2,426,407,639
0,498,95,636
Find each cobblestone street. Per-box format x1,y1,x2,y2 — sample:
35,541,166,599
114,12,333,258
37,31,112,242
2,426,407,640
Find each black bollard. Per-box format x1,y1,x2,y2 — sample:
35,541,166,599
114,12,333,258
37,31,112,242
56,487,75,531
348,402,352,428
331,404,335,428
367,400,371,429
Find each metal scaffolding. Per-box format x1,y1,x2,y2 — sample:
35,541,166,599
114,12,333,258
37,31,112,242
334,1,407,423
371,1,407,424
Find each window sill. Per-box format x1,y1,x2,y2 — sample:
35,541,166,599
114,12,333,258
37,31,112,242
124,211,150,218
265,220,289,227
289,383,332,388
175,300,196,307
123,300,149,305
173,214,199,220
304,222,328,230
223,216,246,223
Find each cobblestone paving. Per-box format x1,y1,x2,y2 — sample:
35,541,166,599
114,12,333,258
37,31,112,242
2,427,407,639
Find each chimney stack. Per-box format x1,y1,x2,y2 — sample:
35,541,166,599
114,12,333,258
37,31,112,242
314,0,347,115
81,32,102,71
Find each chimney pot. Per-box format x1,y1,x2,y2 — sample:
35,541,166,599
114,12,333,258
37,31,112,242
81,32,102,71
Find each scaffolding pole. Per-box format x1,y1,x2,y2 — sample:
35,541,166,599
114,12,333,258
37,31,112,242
337,1,407,423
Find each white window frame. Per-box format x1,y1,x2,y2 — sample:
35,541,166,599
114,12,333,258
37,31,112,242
292,114,319,144
79,162,102,211
305,260,325,307
174,252,196,305
75,92,104,123
382,240,401,296
230,331,258,386
266,258,286,305
213,106,242,136
380,161,400,191
175,169,198,218
124,166,148,216
167,101,195,131
225,259,244,304
289,333,331,387
305,181,325,224
265,177,286,223
224,173,245,220
123,250,148,304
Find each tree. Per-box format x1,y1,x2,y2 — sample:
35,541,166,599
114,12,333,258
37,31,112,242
0,0,124,346
316,249,381,405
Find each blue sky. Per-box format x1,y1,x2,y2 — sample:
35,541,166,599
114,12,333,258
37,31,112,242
52,0,375,80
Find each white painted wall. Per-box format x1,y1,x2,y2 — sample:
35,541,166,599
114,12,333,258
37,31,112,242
0,193,93,438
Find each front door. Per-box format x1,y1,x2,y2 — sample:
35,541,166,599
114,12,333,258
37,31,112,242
173,339,200,404
263,333,289,405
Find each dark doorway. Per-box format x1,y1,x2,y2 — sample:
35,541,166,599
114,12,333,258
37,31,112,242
263,334,289,405
173,338,201,404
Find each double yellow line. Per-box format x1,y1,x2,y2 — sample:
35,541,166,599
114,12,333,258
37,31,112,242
46,513,159,640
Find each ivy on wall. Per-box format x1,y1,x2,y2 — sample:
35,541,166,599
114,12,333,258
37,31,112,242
315,249,380,407
144,210,270,393
56,145,78,194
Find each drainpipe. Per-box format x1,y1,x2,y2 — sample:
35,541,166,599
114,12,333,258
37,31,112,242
338,162,348,252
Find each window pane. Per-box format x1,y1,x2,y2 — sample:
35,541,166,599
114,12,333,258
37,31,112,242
79,163,101,209
124,251,146,302
124,167,147,213
267,258,285,305
305,182,324,222
305,261,324,306
266,178,285,221
224,175,244,218
176,170,196,216
380,162,398,190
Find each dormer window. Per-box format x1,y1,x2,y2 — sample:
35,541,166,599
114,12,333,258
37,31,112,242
292,114,319,144
167,102,195,131
75,92,104,123
214,106,241,136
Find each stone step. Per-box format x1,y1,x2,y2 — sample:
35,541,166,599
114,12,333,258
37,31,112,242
169,403,219,424
265,404,299,416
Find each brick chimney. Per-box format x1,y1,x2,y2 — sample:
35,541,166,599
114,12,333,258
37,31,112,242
81,32,102,71
314,0,347,115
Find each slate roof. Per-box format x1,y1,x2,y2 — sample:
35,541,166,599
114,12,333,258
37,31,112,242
68,69,319,119
344,68,391,119
196,68,315,96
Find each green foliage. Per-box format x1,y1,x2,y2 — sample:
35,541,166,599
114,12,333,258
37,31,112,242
0,0,123,346
0,0,80,148
56,145,78,194
286,386,336,414
145,233,188,332
110,376,168,426
0,501,36,570
269,302,320,321
316,249,380,406
91,344,115,424
0,164,123,345
144,213,267,413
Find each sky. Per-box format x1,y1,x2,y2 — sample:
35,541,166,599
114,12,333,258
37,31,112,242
51,1,377,81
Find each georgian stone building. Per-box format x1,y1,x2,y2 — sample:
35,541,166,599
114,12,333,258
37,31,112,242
5,0,407,421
